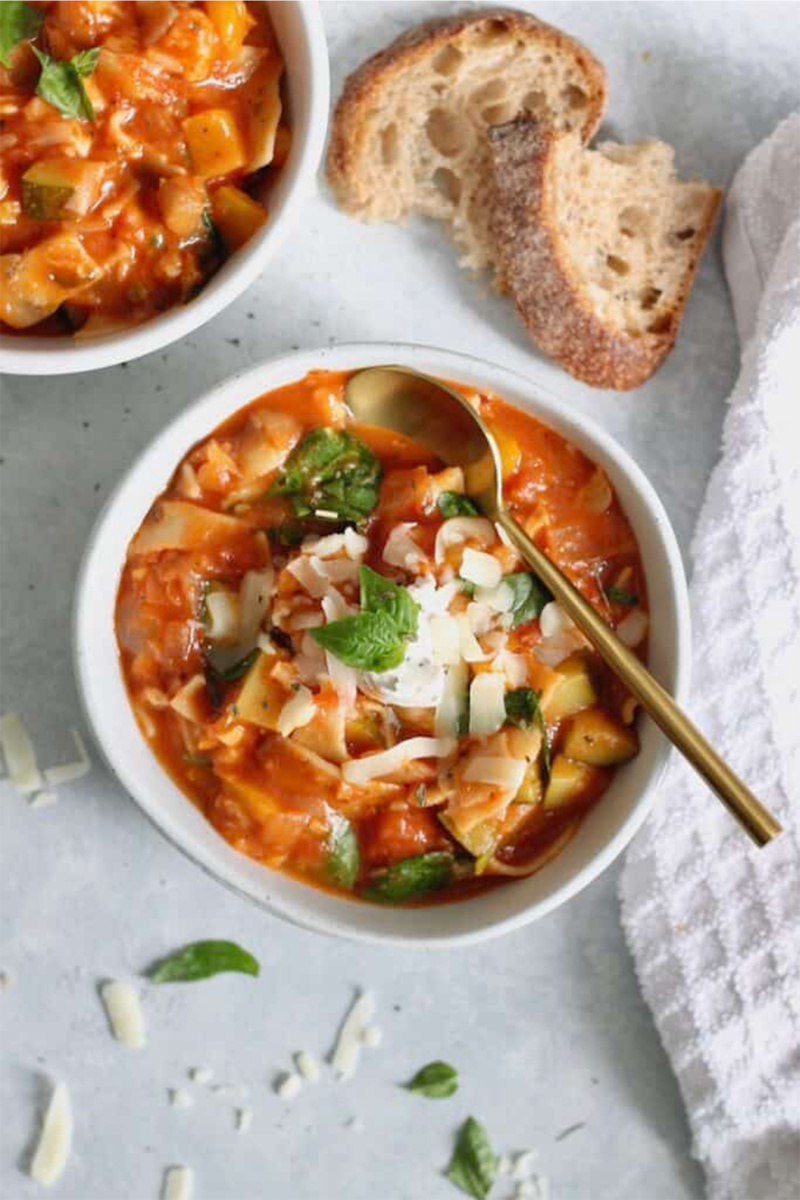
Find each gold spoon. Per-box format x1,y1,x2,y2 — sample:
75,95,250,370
344,365,782,847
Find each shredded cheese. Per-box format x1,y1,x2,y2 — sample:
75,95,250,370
101,980,146,1048
276,1072,302,1101
460,548,503,589
331,992,376,1080
276,687,316,737
617,608,649,647
361,1026,383,1048
30,791,58,809
539,602,573,638
342,738,456,785
296,1051,320,1082
430,614,461,666
170,1089,193,1110
435,662,468,738
457,615,489,663
476,581,514,612
287,556,328,599
434,516,495,564
383,523,424,569
321,593,358,708
469,674,507,738
0,712,42,794
189,1067,213,1085
163,1165,193,1200
44,729,91,787
236,1107,253,1133
463,756,526,790
466,601,494,636
29,1081,72,1186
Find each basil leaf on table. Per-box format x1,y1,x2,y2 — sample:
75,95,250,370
445,1117,498,1200
33,46,99,122
504,572,552,628
406,1060,459,1099
0,1,42,68
148,940,260,983
327,813,359,890
270,428,381,524
606,585,638,606
438,491,479,518
359,565,419,639
365,852,454,903
311,611,405,673
504,688,551,776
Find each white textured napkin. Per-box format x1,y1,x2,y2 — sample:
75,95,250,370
619,114,800,1200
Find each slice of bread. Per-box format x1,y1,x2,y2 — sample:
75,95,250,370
326,7,606,270
488,118,722,390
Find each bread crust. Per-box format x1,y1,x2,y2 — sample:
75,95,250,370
488,118,722,390
326,7,607,212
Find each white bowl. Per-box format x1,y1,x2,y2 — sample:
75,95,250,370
0,3,329,377
74,344,691,947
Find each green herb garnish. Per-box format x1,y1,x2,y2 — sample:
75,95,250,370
459,577,477,598
365,852,454,903
504,687,551,776
504,572,552,628
311,566,418,673
209,648,258,682
0,1,42,68
311,610,405,672
438,492,479,518
406,1061,459,1099
33,45,99,122
359,565,419,639
445,1117,498,1200
269,428,381,524
147,940,260,983
327,813,359,890
606,585,638,606
268,520,306,548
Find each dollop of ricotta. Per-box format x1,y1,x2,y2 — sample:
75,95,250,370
359,578,459,708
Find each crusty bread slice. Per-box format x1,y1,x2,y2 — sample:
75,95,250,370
488,117,721,390
326,7,606,270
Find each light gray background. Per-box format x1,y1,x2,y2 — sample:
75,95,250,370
2,3,799,1198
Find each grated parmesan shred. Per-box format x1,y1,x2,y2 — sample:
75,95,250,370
163,1165,193,1200
101,980,146,1048
30,791,58,809
169,1089,193,1110
189,1066,213,1085
29,1081,72,1186
44,729,91,787
276,1072,302,1101
331,992,376,1080
295,1051,320,1083
0,712,43,794
236,1107,253,1133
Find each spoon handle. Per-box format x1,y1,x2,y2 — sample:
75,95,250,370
495,510,782,847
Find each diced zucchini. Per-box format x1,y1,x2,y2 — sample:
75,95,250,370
211,184,266,252
183,109,247,179
543,653,597,721
514,760,542,807
544,756,600,809
439,810,499,860
561,707,639,766
242,52,282,171
21,160,104,221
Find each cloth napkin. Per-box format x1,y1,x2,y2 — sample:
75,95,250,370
619,114,800,1200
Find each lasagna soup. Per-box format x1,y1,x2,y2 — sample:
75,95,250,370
0,1,287,336
116,372,650,905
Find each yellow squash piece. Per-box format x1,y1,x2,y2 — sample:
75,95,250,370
183,109,247,179
543,653,598,721
544,756,603,809
0,233,102,329
211,184,267,251
203,1,255,53
561,707,639,766
241,52,283,171
21,160,105,221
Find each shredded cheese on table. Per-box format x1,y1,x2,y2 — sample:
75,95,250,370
163,1165,193,1200
331,992,376,1080
0,712,42,794
100,980,146,1048
29,1081,72,1186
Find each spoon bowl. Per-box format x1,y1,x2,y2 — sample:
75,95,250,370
345,364,781,848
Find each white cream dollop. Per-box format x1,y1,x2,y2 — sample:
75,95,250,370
358,578,459,708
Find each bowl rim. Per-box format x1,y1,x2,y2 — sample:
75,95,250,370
73,342,692,947
0,1,330,377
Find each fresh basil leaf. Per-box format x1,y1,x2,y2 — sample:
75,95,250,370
438,491,479,518
0,1,42,68
311,611,404,672
504,688,551,776
359,565,419,639
445,1117,498,1200
327,813,359,890
148,939,260,983
268,520,306,548
365,851,454,903
406,1060,458,1099
33,46,98,122
209,648,259,682
504,572,552,628
606,585,638,606
71,47,101,76
270,428,381,524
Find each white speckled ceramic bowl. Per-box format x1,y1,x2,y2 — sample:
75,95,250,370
0,3,329,376
74,344,691,946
